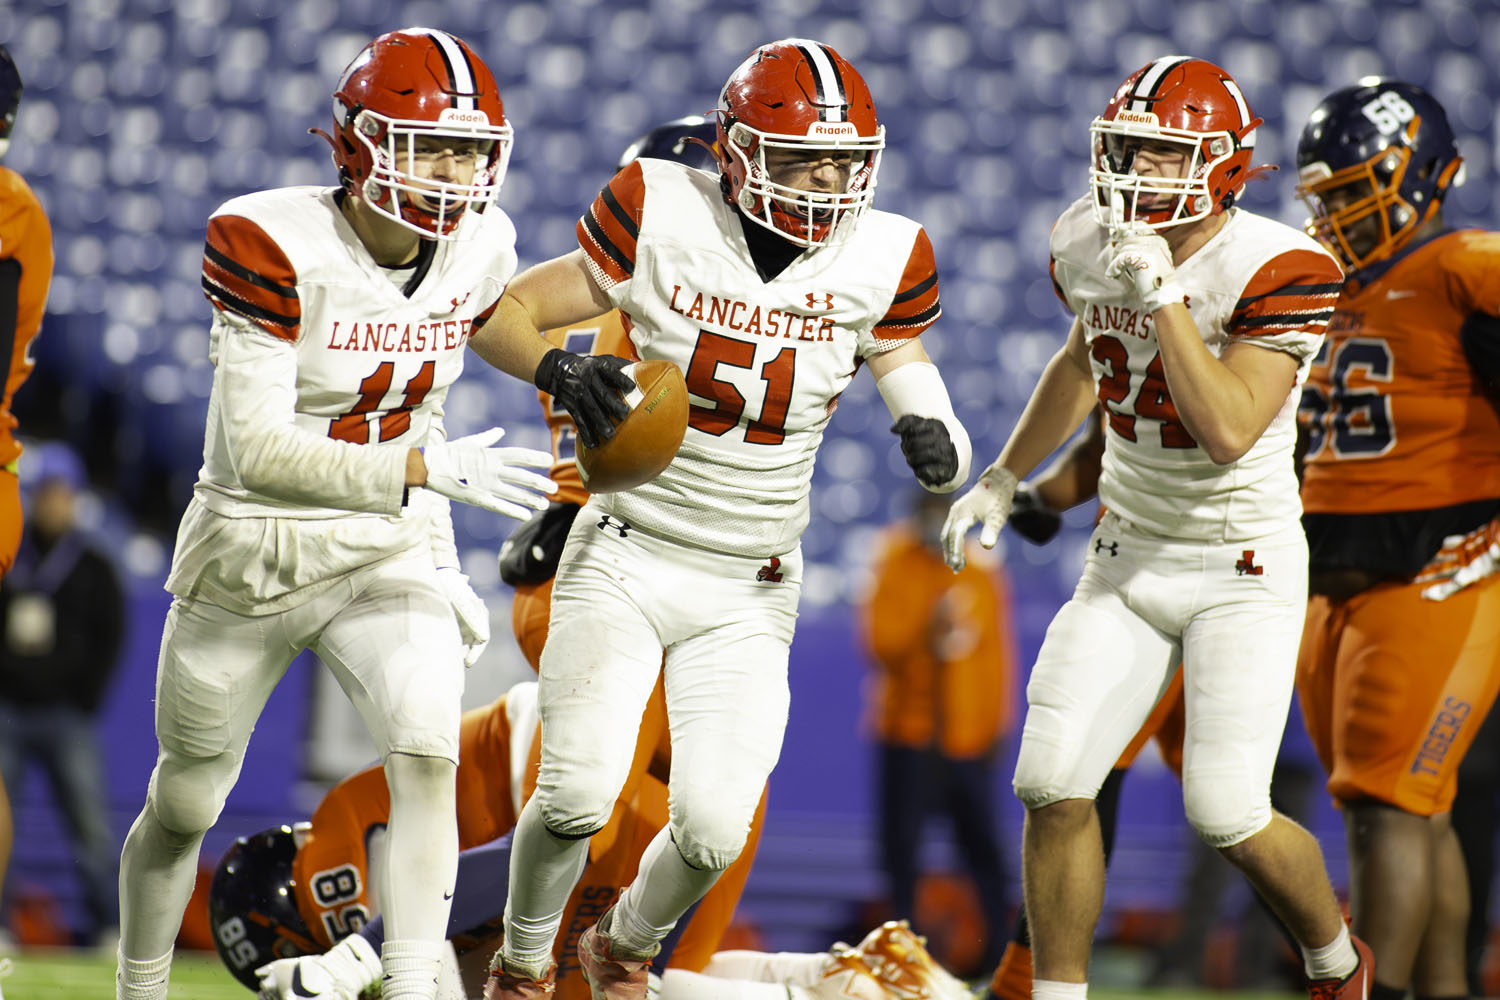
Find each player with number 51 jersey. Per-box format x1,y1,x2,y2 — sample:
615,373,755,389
484,38,972,1000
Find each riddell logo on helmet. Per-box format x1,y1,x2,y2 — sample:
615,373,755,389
438,108,490,126
1114,109,1157,125
808,122,858,137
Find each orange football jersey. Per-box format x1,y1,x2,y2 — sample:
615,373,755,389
0,164,52,467
1300,230,1500,514
538,312,637,505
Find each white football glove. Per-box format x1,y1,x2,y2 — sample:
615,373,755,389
256,933,380,1000
421,428,556,520
438,566,489,668
437,566,490,668
940,464,1019,571
1105,192,1184,313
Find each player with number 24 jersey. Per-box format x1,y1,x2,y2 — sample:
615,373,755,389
1049,196,1340,540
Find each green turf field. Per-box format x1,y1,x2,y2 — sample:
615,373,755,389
0,946,1305,999
4,948,245,998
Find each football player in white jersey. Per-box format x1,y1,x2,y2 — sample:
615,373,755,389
941,56,1372,1000
112,28,639,1000
479,38,972,1000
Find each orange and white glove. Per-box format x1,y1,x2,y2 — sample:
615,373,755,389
1415,516,1500,601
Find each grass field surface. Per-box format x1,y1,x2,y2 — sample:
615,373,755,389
1,945,1308,1000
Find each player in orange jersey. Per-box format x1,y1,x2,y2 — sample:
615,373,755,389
209,681,970,1000
213,680,768,1000
0,45,53,579
1295,79,1500,1000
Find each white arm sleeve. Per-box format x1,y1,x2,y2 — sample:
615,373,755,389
216,314,408,514
874,360,972,493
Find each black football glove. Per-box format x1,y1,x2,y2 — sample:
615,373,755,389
534,349,635,449
1008,486,1063,545
891,415,958,488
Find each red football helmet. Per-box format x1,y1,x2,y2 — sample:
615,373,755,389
322,27,512,240
1090,56,1269,232
715,39,884,248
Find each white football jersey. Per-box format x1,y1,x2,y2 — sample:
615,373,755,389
1049,196,1342,541
167,186,519,612
576,159,942,557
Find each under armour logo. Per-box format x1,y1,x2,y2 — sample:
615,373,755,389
805,292,835,310
597,515,631,537
1235,550,1264,576
1095,538,1118,557
450,292,471,310
756,557,784,582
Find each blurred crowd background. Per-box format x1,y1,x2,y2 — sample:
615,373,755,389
1,0,1497,986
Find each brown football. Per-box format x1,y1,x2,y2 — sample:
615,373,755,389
575,359,689,493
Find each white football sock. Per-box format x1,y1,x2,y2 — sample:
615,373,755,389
609,828,723,957
1033,979,1089,1000
502,799,590,976
382,939,444,1000
382,753,459,941
115,947,172,1000
664,968,822,1000
117,804,204,976
1303,924,1358,981
700,950,830,986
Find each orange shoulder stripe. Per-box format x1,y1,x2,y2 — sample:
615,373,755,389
577,161,645,288
201,215,300,342
1229,248,1342,338
875,228,941,335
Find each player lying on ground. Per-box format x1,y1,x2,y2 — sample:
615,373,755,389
209,682,970,1000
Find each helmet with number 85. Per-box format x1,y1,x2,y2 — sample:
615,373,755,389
1090,56,1267,232
715,38,884,248
208,825,318,990
319,27,513,240
1295,78,1463,271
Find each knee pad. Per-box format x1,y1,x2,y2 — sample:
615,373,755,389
148,752,235,835
534,773,620,839
669,807,748,872
1182,774,1273,848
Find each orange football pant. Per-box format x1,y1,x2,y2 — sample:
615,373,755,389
1298,572,1500,814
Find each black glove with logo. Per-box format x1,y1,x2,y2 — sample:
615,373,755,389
534,349,635,449
1007,486,1063,545
891,415,958,487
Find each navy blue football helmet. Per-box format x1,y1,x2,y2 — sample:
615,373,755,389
615,114,718,171
208,825,320,990
1295,79,1462,270
0,45,21,158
